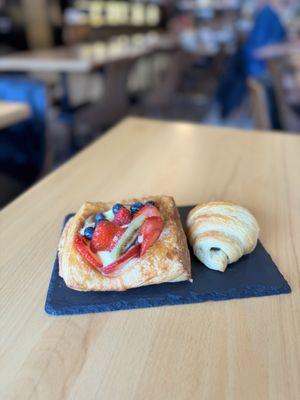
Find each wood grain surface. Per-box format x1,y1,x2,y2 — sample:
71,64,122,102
1,117,300,400
0,101,30,129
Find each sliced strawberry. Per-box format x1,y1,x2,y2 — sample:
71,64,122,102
74,234,102,269
108,226,126,251
133,205,161,220
114,207,132,225
139,216,164,256
101,244,141,276
91,220,118,251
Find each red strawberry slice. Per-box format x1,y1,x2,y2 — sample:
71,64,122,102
114,207,132,225
139,216,164,256
91,220,118,251
108,226,126,251
101,244,141,276
74,234,103,269
133,205,161,220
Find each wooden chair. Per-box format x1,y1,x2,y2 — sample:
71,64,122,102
247,77,272,130
268,59,300,132
140,50,200,118
143,51,184,107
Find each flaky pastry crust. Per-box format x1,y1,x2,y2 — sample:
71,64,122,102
187,201,259,272
58,196,191,291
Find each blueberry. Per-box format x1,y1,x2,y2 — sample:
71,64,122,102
112,203,122,214
84,226,94,240
95,213,106,224
144,201,155,206
130,202,143,214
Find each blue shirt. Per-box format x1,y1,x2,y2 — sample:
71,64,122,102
244,5,287,77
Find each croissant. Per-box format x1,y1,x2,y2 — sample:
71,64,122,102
187,201,259,272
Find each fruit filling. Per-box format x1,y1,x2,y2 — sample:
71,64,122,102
75,202,164,276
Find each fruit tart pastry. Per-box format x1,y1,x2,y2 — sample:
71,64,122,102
58,196,191,291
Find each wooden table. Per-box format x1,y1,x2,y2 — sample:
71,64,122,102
0,101,30,129
255,41,300,86
255,41,300,87
0,34,178,130
1,118,299,400
255,41,300,131
255,41,300,62
0,34,177,73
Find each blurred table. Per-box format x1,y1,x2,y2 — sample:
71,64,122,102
1,117,300,399
0,34,178,132
255,41,300,61
0,101,30,129
0,34,178,73
256,41,300,131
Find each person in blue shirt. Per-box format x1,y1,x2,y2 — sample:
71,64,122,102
244,2,287,78
216,1,288,125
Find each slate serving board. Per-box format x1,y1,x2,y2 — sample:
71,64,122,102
45,206,291,316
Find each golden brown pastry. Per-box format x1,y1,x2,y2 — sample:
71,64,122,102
58,195,191,291
187,201,259,272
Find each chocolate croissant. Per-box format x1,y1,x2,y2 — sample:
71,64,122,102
187,201,259,272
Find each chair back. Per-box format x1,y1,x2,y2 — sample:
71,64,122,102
247,77,272,130
268,58,300,132
143,50,187,109
0,76,47,183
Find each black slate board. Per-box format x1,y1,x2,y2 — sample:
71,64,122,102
45,206,291,316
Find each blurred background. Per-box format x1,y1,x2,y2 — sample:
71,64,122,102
0,0,300,208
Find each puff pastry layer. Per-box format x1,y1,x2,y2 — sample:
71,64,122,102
58,196,191,291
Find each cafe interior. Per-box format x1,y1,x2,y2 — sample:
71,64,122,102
0,0,300,208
